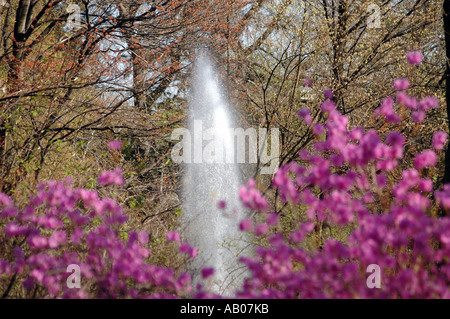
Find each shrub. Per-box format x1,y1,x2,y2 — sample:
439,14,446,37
236,52,450,298
0,177,192,298
1,51,450,299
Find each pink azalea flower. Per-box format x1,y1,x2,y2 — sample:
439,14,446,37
239,219,252,232
412,110,426,123
393,78,410,91
298,107,312,125
303,77,311,87
166,230,181,242
312,123,325,136
217,200,226,209
414,150,437,169
321,100,336,113
323,88,333,99
98,168,124,186
254,223,269,236
419,96,439,111
432,131,448,151
239,179,270,212
406,50,423,65
107,140,122,150
179,243,198,258
201,267,214,279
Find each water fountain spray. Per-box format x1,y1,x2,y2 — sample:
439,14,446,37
182,52,248,296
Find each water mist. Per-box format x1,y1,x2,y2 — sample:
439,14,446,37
182,53,248,296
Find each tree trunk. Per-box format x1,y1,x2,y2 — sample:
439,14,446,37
443,0,450,184
0,0,10,171
116,2,148,111
2,0,30,157
7,0,30,82
0,0,9,17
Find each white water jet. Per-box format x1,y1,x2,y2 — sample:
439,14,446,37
182,53,248,296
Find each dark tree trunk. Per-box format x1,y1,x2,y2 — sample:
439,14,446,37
116,2,148,111
443,0,450,184
0,0,9,155
1,0,31,180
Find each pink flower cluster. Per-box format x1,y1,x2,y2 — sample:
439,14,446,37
166,230,198,257
298,108,312,125
98,168,124,186
406,51,423,65
395,92,439,124
0,178,192,298
372,52,439,124
239,179,270,212
375,97,400,123
107,140,122,151
393,78,410,91
433,131,448,151
234,52,450,298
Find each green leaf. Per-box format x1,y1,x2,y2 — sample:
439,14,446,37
119,231,128,241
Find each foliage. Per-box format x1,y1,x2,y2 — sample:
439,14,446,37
2,52,450,298
235,53,450,298
0,170,197,298
0,0,449,299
